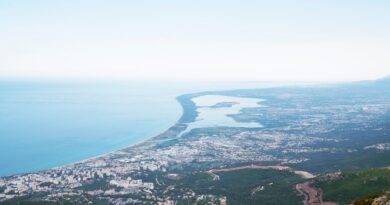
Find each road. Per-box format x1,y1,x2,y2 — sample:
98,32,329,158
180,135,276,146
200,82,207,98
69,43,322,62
295,182,337,205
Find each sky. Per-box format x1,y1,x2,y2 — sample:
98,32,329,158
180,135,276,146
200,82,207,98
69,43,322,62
1,0,389,82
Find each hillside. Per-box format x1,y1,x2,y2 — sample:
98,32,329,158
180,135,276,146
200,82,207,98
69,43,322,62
313,168,390,205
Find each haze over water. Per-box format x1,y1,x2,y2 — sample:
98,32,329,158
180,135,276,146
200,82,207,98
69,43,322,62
0,80,288,177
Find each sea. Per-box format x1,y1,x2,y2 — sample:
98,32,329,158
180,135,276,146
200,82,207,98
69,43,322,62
0,80,291,177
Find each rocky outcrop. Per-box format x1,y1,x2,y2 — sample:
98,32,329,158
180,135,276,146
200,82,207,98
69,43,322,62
373,193,390,205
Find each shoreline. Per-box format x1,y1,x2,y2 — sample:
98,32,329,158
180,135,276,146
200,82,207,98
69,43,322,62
2,90,266,178
1,93,199,178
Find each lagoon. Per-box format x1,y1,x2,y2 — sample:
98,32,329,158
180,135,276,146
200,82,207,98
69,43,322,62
0,80,289,176
179,95,264,136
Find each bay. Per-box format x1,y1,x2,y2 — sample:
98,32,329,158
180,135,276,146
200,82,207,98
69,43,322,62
0,80,290,176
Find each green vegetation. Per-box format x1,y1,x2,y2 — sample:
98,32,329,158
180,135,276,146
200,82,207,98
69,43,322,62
0,200,56,205
293,151,390,174
175,169,304,205
0,194,112,205
315,168,390,205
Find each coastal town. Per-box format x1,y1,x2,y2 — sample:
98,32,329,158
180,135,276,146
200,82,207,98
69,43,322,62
2,80,390,204
3,0,390,204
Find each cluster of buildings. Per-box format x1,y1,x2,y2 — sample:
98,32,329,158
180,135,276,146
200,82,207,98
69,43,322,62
0,155,164,202
365,143,390,151
2,94,390,204
1,122,327,203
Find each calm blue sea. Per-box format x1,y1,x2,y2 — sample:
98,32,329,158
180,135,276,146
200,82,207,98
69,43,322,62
0,80,287,177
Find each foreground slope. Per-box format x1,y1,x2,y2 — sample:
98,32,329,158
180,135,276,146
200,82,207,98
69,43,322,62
313,168,390,205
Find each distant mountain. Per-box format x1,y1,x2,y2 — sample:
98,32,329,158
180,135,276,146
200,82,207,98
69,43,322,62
375,75,390,85
382,74,390,80
375,74,390,82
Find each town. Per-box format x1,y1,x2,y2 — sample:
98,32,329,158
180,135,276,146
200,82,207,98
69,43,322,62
2,79,390,204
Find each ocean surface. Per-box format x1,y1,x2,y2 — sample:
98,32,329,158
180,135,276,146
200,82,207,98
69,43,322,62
0,80,292,177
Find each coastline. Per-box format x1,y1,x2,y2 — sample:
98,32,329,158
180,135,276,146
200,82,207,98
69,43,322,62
2,89,263,178
1,93,200,178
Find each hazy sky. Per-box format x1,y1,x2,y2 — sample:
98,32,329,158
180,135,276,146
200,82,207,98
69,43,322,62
1,0,389,81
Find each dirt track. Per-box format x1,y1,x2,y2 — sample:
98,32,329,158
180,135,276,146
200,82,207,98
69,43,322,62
207,164,315,179
295,182,337,205
211,165,290,172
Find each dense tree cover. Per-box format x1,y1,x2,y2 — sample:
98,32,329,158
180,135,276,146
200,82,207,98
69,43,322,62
175,169,304,205
315,168,390,205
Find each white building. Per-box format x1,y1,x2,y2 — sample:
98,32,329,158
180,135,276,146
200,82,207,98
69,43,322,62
143,182,154,190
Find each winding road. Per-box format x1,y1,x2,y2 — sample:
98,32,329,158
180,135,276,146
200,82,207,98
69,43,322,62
295,182,337,205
